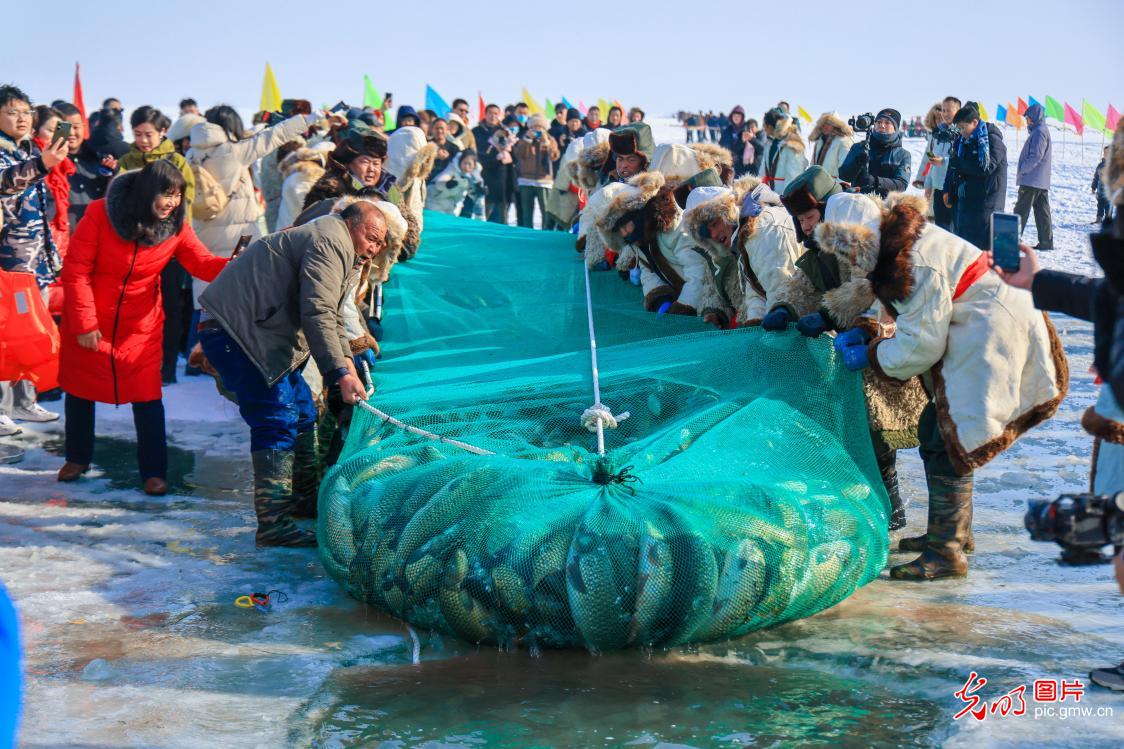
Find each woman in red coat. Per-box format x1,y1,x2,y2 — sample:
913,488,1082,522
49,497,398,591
58,160,228,495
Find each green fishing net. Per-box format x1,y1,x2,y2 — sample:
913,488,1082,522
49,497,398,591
319,211,890,650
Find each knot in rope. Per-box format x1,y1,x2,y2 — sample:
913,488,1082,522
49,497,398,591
581,403,630,433
591,460,643,494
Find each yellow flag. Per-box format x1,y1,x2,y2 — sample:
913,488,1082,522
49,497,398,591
797,105,813,123
521,88,544,115
260,62,282,114
978,101,990,122
597,98,611,115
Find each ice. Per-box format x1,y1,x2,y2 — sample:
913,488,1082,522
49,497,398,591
1,119,1121,746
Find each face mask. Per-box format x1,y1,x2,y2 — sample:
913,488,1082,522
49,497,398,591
507,127,519,135
517,114,528,125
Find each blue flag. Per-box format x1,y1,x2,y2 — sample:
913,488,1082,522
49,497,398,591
561,96,575,111
425,85,452,118
1028,95,1042,109
996,104,1007,123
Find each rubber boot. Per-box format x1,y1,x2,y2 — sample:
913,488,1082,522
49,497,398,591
898,530,975,553
877,449,907,531
291,430,322,519
252,449,316,547
891,470,972,580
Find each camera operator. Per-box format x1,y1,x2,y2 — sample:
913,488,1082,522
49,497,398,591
838,108,910,198
992,122,1124,690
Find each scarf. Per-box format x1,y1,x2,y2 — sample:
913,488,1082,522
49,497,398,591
957,123,989,170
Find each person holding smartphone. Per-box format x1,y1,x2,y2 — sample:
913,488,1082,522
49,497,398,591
512,113,560,229
827,192,1069,580
913,97,960,231
31,105,76,253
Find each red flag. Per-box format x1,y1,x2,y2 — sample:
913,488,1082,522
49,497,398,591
478,92,486,124
1017,97,1028,116
1064,102,1084,136
73,62,89,139
1108,104,1121,133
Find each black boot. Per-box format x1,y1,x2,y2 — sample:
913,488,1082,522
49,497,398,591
891,470,972,581
291,431,322,519
877,449,907,531
251,449,316,547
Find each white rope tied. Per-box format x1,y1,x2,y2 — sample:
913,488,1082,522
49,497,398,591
581,404,630,432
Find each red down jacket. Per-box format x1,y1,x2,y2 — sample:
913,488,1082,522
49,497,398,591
60,197,227,404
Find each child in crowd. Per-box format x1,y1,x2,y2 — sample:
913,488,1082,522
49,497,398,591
425,149,486,220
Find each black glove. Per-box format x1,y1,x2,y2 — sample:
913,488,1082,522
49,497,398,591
446,178,459,189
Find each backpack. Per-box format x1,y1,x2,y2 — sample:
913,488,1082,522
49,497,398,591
189,152,239,221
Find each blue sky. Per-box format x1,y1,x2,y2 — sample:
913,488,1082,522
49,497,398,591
8,0,1118,121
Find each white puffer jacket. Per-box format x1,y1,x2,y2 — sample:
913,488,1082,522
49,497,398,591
187,113,316,306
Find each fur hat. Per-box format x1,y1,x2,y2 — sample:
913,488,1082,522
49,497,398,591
1108,119,1124,208
594,171,668,251
809,112,854,141
682,176,770,258
780,165,843,217
576,129,613,191
386,126,438,186
649,144,702,185
332,125,388,165
528,113,549,131
673,167,724,209
608,122,655,162
167,113,204,143
814,192,891,328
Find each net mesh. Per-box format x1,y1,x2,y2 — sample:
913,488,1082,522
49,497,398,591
319,211,890,650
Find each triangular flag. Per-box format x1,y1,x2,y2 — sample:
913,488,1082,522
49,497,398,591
1064,102,1084,136
977,102,990,122
260,62,282,114
577,100,588,116
1107,104,1120,133
425,85,452,118
383,108,396,131
521,88,543,116
995,104,1007,124
73,62,89,140
1028,95,1042,110
478,92,487,123
362,75,383,109
561,97,575,111
1044,96,1065,122
613,99,624,111
1017,97,1028,116
597,98,611,116
1082,100,1107,134
545,99,554,116
796,105,813,123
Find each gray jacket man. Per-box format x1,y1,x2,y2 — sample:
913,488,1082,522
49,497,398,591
199,202,388,547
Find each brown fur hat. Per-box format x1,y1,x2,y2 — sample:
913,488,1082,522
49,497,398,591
577,140,612,191
809,112,854,142
813,192,889,327
594,171,671,251
1108,119,1124,208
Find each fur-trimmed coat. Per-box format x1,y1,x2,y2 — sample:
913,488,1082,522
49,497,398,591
825,194,1069,474
276,147,328,230
809,114,855,180
761,124,808,194
595,173,709,313
387,127,438,249
683,177,802,324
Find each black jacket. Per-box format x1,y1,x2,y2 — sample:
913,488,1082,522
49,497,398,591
839,133,911,197
945,122,1007,211
1031,220,1123,405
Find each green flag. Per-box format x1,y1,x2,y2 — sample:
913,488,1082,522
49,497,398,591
363,75,383,109
545,98,554,116
1082,100,1107,134
1044,95,1065,122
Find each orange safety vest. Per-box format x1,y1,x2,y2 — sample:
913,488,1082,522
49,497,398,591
0,270,59,390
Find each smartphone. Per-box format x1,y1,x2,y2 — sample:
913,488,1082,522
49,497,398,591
52,121,72,146
990,212,1021,272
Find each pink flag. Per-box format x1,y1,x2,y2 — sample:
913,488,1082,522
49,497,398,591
1107,104,1121,133
1064,102,1084,136
577,100,588,116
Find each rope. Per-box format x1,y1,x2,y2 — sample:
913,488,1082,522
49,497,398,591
355,399,496,457
581,260,627,456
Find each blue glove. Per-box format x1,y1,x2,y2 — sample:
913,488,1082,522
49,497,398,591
833,326,871,352
354,349,377,371
760,307,792,331
795,312,828,338
366,318,383,342
840,342,870,371
657,301,672,316
629,267,642,286
593,259,611,271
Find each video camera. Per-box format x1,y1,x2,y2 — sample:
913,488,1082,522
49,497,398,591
932,125,958,144
848,113,875,132
1025,492,1124,564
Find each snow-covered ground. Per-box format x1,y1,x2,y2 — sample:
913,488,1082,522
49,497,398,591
1,118,1120,748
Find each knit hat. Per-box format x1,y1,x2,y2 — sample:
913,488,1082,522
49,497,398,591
566,108,582,123
875,108,902,131
780,165,843,217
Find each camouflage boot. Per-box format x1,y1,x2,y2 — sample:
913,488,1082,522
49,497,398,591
251,449,316,547
290,431,322,519
877,449,907,531
898,530,975,553
890,471,972,580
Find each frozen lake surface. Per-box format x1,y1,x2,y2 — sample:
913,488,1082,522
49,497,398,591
1,118,1120,748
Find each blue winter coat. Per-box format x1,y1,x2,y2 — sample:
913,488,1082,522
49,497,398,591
1016,104,1052,190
